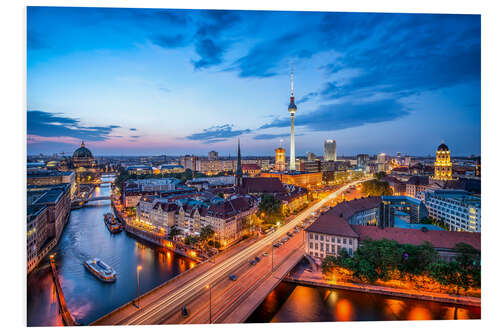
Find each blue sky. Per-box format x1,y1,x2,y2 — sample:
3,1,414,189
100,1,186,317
27,7,480,157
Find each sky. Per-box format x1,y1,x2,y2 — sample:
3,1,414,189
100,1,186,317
27,7,481,157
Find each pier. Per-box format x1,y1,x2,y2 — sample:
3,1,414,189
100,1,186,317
49,255,77,326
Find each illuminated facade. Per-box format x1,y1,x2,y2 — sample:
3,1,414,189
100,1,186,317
434,141,453,180
261,171,322,187
275,147,286,172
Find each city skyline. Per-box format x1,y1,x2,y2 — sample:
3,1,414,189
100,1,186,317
28,8,480,156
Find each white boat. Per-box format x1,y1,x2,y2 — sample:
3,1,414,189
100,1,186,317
84,258,117,282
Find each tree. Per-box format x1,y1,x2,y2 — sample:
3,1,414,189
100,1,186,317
168,226,181,239
361,179,393,196
258,194,284,225
374,171,387,181
200,226,215,241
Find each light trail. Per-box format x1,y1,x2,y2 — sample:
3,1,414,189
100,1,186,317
121,179,367,325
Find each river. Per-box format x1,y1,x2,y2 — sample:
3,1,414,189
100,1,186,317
27,176,196,326
247,281,480,322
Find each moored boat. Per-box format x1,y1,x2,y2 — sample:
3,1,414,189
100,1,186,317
84,258,117,282
104,213,122,233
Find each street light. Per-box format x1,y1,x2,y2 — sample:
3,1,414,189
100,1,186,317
206,284,212,323
136,265,142,308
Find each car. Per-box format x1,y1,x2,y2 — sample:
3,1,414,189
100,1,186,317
273,243,281,248
287,232,293,237
262,252,268,257
250,260,257,265
255,256,261,262
293,229,299,234
229,274,237,281
182,306,189,318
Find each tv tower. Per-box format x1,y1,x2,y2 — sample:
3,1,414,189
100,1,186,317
288,62,297,171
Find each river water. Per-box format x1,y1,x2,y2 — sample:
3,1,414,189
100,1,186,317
247,281,480,323
27,176,196,326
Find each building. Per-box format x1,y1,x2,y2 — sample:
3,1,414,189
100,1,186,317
27,170,76,199
298,160,321,173
136,195,258,247
72,140,96,169
27,183,71,273
126,165,154,175
379,196,429,227
324,140,337,161
307,152,317,161
261,171,322,187
160,164,184,174
376,153,387,172
288,64,297,171
275,147,286,172
181,155,198,171
421,189,481,232
238,177,286,195
208,150,218,160
305,206,480,261
235,139,243,187
242,163,261,177
434,141,453,180
357,154,369,170
405,175,430,197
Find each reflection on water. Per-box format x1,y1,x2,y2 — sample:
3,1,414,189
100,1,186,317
27,178,196,326
247,282,481,323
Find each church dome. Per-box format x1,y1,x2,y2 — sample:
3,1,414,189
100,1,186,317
437,142,449,151
73,140,93,158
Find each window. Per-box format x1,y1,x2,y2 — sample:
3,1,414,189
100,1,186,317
349,238,353,245
320,243,324,251
320,235,324,241
315,234,318,240
337,238,341,244
309,233,313,239
349,248,353,256
343,238,347,244
315,243,318,250
309,242,313,249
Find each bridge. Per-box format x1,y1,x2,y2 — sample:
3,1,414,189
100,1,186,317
72,196,111,205
91,180,367,325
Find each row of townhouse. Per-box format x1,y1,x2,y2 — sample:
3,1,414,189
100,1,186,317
136,194,258,247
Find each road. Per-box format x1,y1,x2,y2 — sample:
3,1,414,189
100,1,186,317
94,179,367,325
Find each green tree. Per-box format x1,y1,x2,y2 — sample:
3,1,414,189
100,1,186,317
168,226,181,239
199,226,215,241
374,171,387,181
361,179,393,196
258,194,283,225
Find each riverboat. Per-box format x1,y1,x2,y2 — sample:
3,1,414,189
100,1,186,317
104,213,122,234
84,258,117,282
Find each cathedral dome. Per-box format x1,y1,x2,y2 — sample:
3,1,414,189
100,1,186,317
73,140,93,158
437,142,449,151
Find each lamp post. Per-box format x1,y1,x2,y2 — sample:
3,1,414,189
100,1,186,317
206,284,212,323
136,265,142,308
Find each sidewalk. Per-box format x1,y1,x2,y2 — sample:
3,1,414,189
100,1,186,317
285,270,481,307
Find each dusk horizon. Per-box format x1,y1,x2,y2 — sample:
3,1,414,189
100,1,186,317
27,7,480,157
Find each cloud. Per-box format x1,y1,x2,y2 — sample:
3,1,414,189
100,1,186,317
253,133,304,140
296,92,318,104
191,38,224,69
27,110,120,142
151,33,187,48
186,124,251,143
130,135,141,139
259,99,410,132
130,128,137,131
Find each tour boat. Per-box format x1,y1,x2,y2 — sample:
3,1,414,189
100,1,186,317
104,213,122,234
84,258,117,282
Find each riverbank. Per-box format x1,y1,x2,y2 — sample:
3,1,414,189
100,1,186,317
284,269,480,307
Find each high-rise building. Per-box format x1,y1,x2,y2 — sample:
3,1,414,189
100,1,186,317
288,63,297,171
434,141,452,180
356,154,369,170
324,140,336,161
208,150,218,160
275,147,286,172
307,152,317,161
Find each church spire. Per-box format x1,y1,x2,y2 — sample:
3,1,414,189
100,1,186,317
236,138,243,186
81,140,85,148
